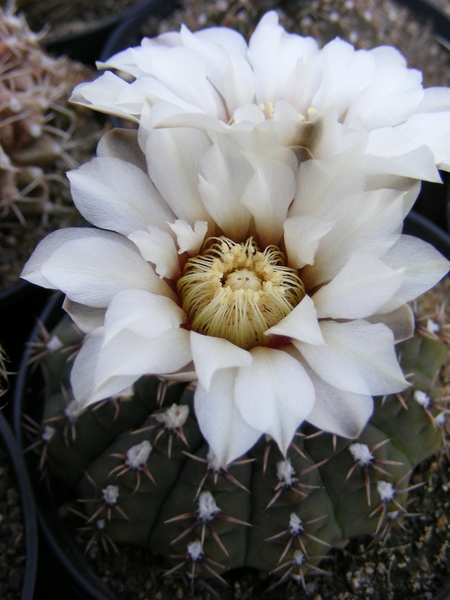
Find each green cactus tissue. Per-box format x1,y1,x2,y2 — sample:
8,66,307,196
21,10,450,593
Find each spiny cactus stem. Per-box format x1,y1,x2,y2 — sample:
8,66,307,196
369,477,425,534
156,377,171,406
263,434,310,474
92,397,123,421
77,471,130,524
66,505,120,555
265,513,330,564
22,413,54,474
43,385,83,445
267,550,331,592
108,450,156,493
381,390,409,410
27,319,67,368
131,403,190,458
166,491,251,557
182,450,253,499
346,439,403,506
166,540,227,593
266,457,328,510
416,303,450,344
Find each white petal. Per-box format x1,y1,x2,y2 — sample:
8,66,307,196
70,72,139,121
266,295,324,345
97,128,148,172
233,103,265,124
145,128,213,226
198,135,253,240
62,298,105,333
312,39,375,118
98,46,149,76
67,157,175,235
248,11,318,104
21,228,135,290
397,112,450,170
345,62,423,129
133,45,226,117
169,219,208,256
103,289,185,344
222,52,256,115
150,103,228,132
366,304,414,343
364,129,441,182
194,25,248,56
179,25,255,115
305,365,373,439
283,215,334,269
312,252,403,319
382,235,450,303
92,328,192,401
241,153,295,246
195,368,262,466
370,45,406,68
23,231,175,306
235,347,315,454
290,144,367,218
300,188,404,288
71,328,106,407
415,87,450,113
124,75,208,115
128,227,180,279
294,320,409,396
190,331,252,391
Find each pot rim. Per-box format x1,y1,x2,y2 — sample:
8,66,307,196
0,409,38,600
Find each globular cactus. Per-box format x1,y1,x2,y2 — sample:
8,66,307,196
23,288,450,593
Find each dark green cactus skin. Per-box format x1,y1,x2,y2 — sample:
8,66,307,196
34,314,447,585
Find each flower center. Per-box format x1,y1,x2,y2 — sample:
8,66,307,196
177,236,305,349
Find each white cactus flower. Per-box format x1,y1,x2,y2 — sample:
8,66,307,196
71,11,450,184
21,122,449,467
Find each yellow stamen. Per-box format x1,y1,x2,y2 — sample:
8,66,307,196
177,237,305,349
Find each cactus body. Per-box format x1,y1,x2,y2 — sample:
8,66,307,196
24,297,449,592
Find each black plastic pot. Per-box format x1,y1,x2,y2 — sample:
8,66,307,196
396,0,450,45
0,409,38,600
11,211,450,600
41,0,176,65
0,283,50,424
13,292,113,600
100,0,178,62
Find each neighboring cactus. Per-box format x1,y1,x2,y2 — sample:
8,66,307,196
0,7,104,290
0,8,95,222
23,286,450,593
